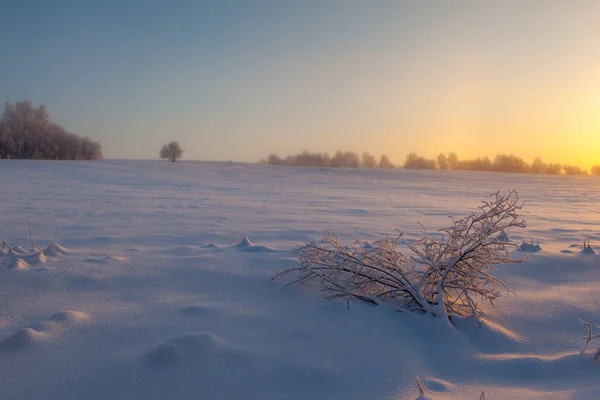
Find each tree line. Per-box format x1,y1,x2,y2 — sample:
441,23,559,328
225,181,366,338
0,100,102,160
262,151,395,169
404,152,599,175
263,150,599,176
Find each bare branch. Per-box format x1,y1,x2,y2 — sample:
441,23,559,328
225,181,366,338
578,318,600,358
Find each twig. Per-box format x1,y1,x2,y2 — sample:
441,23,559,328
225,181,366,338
2,240,12,252
415,376,425,395
578,318,600,355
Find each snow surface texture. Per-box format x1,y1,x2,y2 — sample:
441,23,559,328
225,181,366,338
0,160,599,400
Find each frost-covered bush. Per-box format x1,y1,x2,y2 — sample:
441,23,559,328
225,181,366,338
275,190,526,322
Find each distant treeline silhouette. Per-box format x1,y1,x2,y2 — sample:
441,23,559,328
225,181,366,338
405,152,598,176
263,150,599,176
0,100,102,160
263,151,394,169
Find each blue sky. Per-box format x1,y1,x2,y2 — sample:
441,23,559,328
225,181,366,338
2,1,600,166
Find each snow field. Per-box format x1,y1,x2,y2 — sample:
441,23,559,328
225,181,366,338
0,160,599,399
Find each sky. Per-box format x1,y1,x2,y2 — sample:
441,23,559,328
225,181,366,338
1,0,600,167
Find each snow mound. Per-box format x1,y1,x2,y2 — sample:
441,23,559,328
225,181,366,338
6,258,29,270
0,246,59,270
479,318,521,343
2,251,48,269
43,243,69,256
12,245,29,254
518,241,542,252
453,317,522,352
235,237,254,247
0,328,49,351
28,310,90,335
562,242,597,255
1,310,90,352
202,238,281,253
581,246,596,255
233,237,279,253
28,251,48,265
144,332,237,367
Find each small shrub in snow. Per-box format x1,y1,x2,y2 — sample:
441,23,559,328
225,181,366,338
578,318,600,363
275,190,526,322
581,238,595,254
517,239,541,252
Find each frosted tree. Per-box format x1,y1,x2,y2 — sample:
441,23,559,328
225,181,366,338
160,141,183,162
361,152,378,168
0,100,102,160
403,153,436,170
447,152,460,169
378,154,394,169
437,153,449,170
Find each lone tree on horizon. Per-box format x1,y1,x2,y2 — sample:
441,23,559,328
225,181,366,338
160,141,183,162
